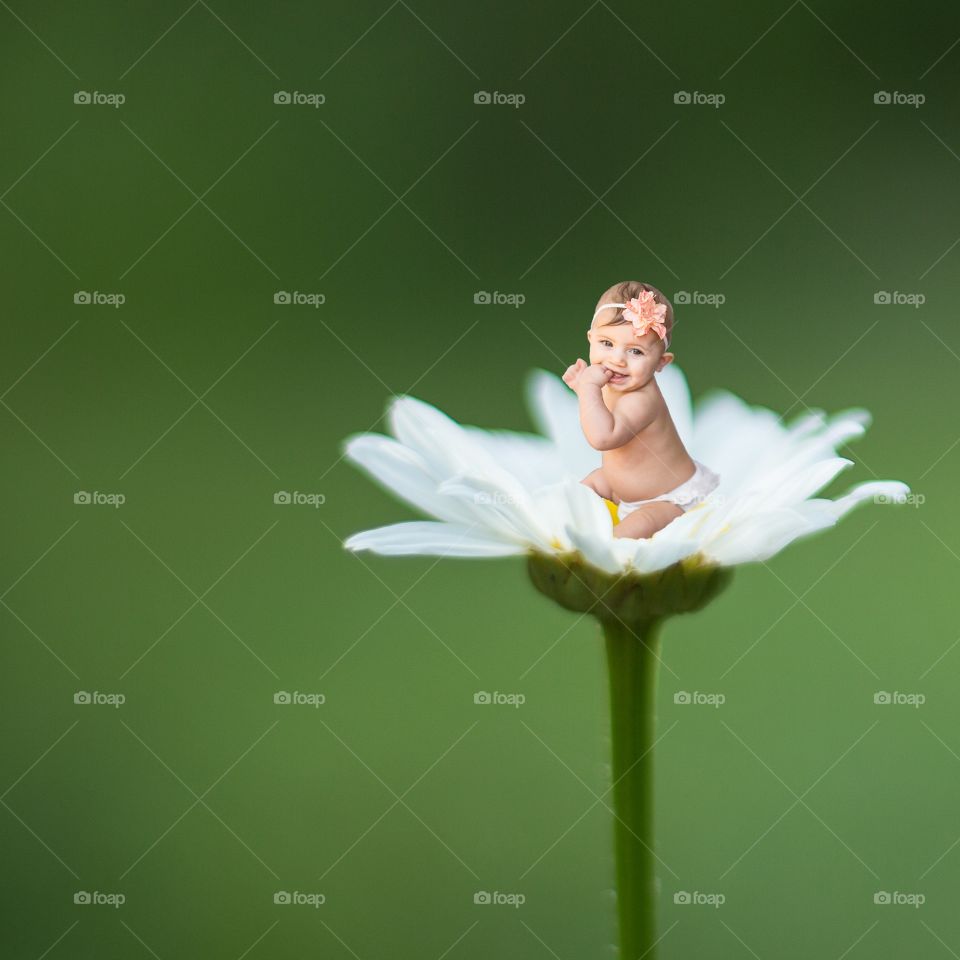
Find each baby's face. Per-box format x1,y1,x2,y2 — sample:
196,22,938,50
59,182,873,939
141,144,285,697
587,321,671,391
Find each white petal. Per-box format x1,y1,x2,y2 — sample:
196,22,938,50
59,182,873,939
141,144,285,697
564,525,622,575
832,407,872,430
437,474,555,550
561,479,624,574
783,408,829,442
525,369,599,479
761,415,867,482
389,396,540,497
342,434,469,524
701,507,814,566
690,390,784,488
388,395,489,475
617,531,701,575
460,426,565,489
565,477,618,540
793,481,912,527
702,479,910,566
344,521,524,557
745,457,855,509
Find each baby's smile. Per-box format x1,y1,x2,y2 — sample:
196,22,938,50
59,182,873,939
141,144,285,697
586,317,668,394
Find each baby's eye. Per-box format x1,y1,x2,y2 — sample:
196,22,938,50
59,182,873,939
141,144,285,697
628,348,644,355
600,340,612,347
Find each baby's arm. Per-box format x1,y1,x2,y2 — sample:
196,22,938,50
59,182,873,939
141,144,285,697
579,391,654,451
575,369,656,450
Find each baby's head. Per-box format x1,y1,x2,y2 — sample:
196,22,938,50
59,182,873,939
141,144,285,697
587,281,675,391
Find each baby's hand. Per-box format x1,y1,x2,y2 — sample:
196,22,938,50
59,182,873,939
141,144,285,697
577,363,613,390
562,358,588,391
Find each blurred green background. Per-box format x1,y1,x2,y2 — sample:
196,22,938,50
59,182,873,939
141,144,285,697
1,1,957,957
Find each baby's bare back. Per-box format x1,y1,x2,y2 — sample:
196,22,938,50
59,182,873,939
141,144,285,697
601,394,695,503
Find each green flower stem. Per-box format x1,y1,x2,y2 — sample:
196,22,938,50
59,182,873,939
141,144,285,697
604,616,663,960
525,551,731,959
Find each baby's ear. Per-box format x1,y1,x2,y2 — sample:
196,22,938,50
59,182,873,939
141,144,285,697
658,352,674,370
585,328,593,342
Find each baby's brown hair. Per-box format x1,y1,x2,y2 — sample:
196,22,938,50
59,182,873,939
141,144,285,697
593,281,674,351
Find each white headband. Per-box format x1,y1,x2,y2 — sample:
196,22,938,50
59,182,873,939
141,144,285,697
591,303,627,324
591,301,671,348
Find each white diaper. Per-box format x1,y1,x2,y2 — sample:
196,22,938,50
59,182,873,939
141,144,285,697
616,460,720,520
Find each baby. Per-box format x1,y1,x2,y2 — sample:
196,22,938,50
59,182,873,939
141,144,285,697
562,281,720,540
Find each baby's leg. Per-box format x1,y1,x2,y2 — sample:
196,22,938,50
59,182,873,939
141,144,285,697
613,501,683,540
581,468,613,500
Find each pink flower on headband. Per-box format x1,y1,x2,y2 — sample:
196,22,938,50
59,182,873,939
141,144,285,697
623,291,668,344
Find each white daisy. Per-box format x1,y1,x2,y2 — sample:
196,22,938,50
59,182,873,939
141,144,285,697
342,365,908,578
343,362,909,960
